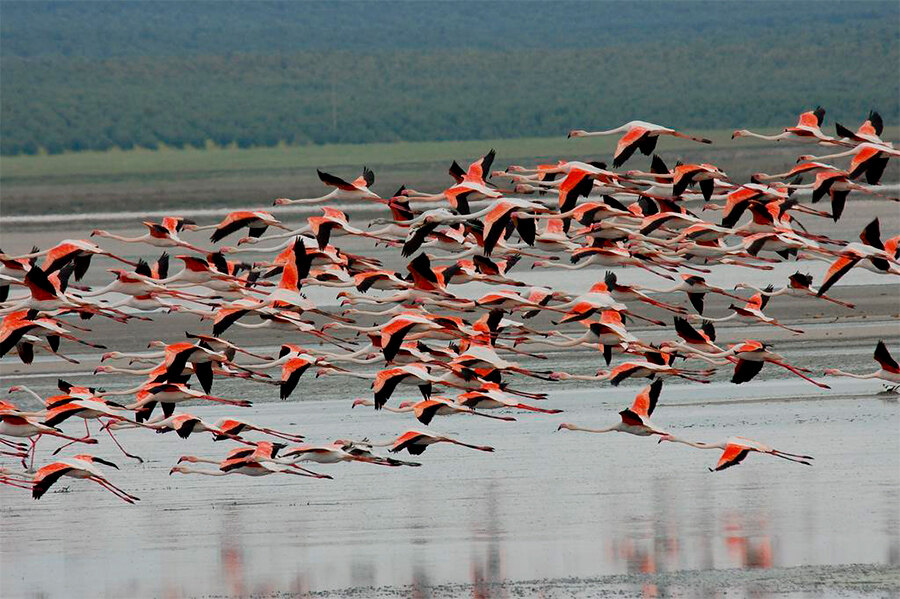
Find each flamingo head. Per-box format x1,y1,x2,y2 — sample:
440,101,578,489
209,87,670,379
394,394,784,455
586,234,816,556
397,401,416,409
273,198,291,206
90,229,103,237
556,423,575,431
657,434,675,444
93,365,112,375
236,237,257,246
514,184,537,194
548,371,568,381
351,398,370,409
567,130,588,138
731,130,747,139
100,351,121,362
176,455,198,464
823,368,840,375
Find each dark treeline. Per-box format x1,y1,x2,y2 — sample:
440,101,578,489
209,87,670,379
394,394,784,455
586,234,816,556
1,1,898,155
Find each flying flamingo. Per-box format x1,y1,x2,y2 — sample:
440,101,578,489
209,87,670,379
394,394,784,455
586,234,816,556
734,271,855,309
190,211,290,243
352,397,516,425
834,110,886,146
456,384,563,415
32,454,140,503
558,380,668,437
824,341,900,390
171,445,331,479
275,167,379,205
798,142,899,185
211,418,305,442
732,107,846,146
688,287,805,334
373,430,494,456
10,239,137,280
91,221,206,253
280,440,421,467
657,435,813,471
569,120,712,167
1,404,98,469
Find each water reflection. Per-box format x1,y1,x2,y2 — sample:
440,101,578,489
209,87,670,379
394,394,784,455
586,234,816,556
4,393,896,598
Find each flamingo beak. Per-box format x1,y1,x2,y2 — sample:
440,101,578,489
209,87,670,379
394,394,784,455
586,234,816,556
94,457,119,469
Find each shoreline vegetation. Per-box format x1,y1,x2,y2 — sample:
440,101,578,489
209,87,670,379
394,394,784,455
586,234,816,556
2,3,898,157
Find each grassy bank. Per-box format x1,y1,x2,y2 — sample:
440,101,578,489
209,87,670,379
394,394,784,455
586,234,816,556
1,129,896,219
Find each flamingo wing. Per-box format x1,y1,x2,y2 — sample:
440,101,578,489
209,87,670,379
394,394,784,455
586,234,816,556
713,444,751,471
631,379,663,417
211,213,258,243
33,462,75,499
317,169,356,191
817,255,860,296
390,431,429,455
874,341,899,374
613,127,649,168
731,359,764,384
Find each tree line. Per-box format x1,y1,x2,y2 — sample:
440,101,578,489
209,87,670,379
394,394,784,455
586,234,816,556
1,3,897,155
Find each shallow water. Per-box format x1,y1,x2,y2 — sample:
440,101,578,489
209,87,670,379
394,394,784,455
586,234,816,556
1,374,898,598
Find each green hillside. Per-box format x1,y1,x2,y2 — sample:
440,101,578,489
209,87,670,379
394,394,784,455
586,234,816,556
1,1,897,156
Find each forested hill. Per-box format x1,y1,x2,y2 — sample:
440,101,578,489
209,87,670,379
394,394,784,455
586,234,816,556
2,1,898,155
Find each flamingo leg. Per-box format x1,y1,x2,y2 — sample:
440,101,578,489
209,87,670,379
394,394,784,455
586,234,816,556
52,419,91,456
770,360,830,389
104,422,144,463
469,411,516,422
769,452,813,466
89,476,139,503
286,465,332,479
0,477,33,490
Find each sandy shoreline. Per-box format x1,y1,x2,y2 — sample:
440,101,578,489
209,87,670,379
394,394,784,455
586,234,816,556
306,564,900,598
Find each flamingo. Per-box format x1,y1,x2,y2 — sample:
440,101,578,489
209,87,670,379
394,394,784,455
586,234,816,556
725,341,830,389
199,211,291,243
688,287,805,334
798,142,899,185
211,418,305,442
378,430,494,455
558,380,667,437
280,440,420,467
569,120,712,167
657,435,813,471
275,167,379,205
824,341,900,390
1,404,98,469
816,219,900,295
352,397,517,425
33,455,140,503
172,444,332,478
834,110,886,146
10,239,138,280
91,221,206,253
732,107,846,146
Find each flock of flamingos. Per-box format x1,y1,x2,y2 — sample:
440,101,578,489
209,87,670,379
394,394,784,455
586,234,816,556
1,108,898,504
